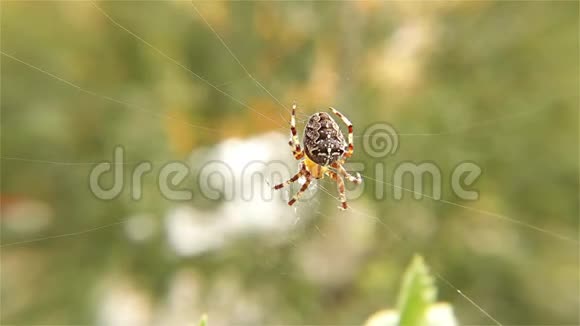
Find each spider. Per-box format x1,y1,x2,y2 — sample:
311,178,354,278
273,103,362,210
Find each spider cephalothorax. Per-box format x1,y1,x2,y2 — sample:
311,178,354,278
273,104,362,210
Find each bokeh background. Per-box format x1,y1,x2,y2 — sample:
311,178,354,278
1,1,578,325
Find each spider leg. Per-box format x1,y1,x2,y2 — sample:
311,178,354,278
329,107,354,158
288,173,313,206
327,170,348,210
289,103,305,160
273,162,306,190
288,140,303,160
332,162,362,184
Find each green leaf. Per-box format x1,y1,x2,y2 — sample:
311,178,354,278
396,255,437,326
198,314,208,326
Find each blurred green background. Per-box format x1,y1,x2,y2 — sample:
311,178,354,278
1,1,578,325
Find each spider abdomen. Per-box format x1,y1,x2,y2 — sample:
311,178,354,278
303,112,346,166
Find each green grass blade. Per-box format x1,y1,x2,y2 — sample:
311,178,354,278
396,255,437,326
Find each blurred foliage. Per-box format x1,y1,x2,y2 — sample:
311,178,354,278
197,255,456,326
1,1,578,325
198,314,208,326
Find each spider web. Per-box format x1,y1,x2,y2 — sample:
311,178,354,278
1,1,578,325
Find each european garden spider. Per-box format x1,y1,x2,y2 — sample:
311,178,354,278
273,104,362,210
